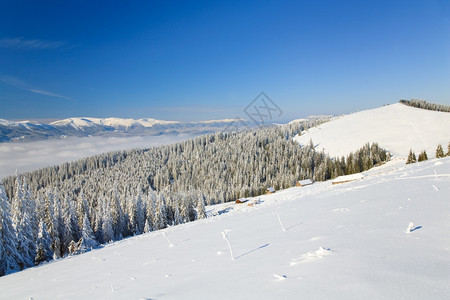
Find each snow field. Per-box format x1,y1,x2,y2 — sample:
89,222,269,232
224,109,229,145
1,157,449,299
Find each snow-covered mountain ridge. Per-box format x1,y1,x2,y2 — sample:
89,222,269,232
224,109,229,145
294,103,450,158
2,157,449,299
0,117,243,142
50,117,179,129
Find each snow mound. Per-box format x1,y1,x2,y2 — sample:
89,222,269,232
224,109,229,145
294,103,450,158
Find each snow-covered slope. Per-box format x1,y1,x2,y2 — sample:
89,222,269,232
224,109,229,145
2,157,449,299
294,103,450,158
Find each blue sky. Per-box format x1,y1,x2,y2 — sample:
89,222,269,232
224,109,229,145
1,0,449,122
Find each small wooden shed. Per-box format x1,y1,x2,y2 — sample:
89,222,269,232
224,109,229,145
296,179,313,187
235,198,248,204
331,174,364,185
266,187,276,194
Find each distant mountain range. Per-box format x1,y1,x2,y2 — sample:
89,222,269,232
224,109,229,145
0,117,250,142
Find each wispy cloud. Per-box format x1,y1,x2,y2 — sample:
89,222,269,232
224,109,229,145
0,75,71,100
0,37,65,49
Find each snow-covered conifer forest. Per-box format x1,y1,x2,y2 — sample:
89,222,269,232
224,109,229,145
0,116,393,274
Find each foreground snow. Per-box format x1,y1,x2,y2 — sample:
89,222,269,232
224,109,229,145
2,158,449,299
294,103,450,158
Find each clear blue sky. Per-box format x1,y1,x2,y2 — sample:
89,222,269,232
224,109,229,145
1,0,449,122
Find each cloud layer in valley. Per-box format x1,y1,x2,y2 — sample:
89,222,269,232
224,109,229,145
0,134,193,179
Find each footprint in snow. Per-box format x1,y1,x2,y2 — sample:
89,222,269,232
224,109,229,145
406,222,422,233
92,257,105,262
290,247,332,265
273,274,287,281
333,208,349,213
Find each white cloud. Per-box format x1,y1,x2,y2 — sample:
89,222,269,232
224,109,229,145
0,134,193,179
0,75,71,100
0,37,64,49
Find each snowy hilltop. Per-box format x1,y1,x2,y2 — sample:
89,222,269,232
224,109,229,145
294,103,450,158
1,157,449,299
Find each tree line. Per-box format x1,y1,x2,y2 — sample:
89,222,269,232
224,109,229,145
399,99,450,113
407,142,450,164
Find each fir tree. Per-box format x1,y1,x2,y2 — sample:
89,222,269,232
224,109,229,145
173,205,182,225
0,184,22,276
406,149,417,164
49,191,62,259
76,189,89,230
436,144,445,158
135,192,145,234
34,220,53,265
77,214,99,253
102,202,114,243
153,195,167,230
417,150,428,162
196,198,207,219
447,142,450,156
68,240,77,255
61,195,77,256
110,185,125,240
143,219,151,233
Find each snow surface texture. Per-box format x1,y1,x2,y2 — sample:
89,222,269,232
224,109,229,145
294,103,450,158
1,158,449,299
0,134,193,179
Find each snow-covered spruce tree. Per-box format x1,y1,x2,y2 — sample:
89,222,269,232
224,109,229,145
144,191,156,232
101,200,115,243
153,194,168,230
417,150,428,162
11,176,36,268
173,204,182,226
76,213,99,253
49,190,62,259
135,191,145,235
22,178,38,245
196,198,207,219
76,189,89,230
436,144,445,158
143,219,151,233
406,149,417,164
61,194,79,257
126,194,137,236
67,240,77,255
34,219,53,265
447,142,450,157
110,185,125,240
0,184,22,276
